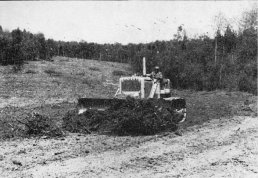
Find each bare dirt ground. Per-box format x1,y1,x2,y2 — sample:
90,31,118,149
0,57,257,177
0,115,257,178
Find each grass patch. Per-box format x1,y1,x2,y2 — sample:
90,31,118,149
112,70,127,76
52,79,61,85
172,90,257,129
59,57,70,62
82,78,101,88
76,72,85,76
89,66,101,72
44,69,62,77
25,69,37,74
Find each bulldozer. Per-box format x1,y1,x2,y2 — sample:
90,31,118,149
77,57,186,123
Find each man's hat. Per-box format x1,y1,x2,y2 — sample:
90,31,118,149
155,66,159,69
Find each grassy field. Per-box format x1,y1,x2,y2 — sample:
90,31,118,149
0,57,131,107
0,57,257,139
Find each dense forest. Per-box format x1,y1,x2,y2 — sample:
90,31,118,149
0,8,257,94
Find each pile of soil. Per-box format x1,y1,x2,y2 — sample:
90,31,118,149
63,97,183,136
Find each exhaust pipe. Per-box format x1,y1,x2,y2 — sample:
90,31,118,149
143,57,146,75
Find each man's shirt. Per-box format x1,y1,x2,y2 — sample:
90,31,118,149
151,71,163,80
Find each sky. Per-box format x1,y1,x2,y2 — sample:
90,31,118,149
0,1,255,44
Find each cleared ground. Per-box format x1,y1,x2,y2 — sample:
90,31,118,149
0,57,257,177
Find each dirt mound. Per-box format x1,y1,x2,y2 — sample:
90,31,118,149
63,97,183,136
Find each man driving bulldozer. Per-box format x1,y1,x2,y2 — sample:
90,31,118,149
146,66,163,98
147,66,163,81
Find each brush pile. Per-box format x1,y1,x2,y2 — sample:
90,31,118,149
63,97,183,136
17,113,64,137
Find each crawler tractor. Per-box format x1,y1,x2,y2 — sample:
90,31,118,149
78,57,186,122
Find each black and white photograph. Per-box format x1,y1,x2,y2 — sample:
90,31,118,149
0,1,257,177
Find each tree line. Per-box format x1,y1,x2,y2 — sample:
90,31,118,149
0,8,257,94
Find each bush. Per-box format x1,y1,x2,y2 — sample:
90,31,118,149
238,75,257,95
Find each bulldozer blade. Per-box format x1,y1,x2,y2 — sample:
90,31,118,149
77,98,125,114
77,97,186,122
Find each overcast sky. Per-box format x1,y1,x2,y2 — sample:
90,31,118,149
0,1,255,44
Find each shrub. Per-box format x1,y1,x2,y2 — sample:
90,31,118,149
238,75,257,95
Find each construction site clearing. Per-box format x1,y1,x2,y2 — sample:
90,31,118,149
0,57,257,177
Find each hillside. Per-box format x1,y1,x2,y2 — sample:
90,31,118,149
0,56,257,177
0,56,131,109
